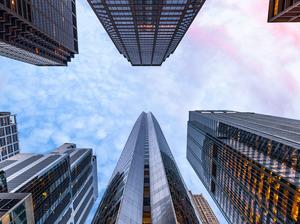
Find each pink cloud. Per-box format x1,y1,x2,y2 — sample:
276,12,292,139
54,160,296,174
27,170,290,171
189,26,241,63
270,25,300,49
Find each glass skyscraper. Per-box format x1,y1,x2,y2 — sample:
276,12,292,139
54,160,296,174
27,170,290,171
187,110,300,224
87,0,206,65
0,193,34,224
0,143,98,224
52,143,99,224
268,0,300,22
0,112,19,161
93,112,200,223
0,0,78,65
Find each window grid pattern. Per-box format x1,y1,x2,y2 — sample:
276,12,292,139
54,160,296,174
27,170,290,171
87,0,205,65
93,112,201,223
0,113,19,162
142,126,152,224
268,0,300,22
71,161,96,224
187,111,300,224
16,157,71,224
192,194,219,224
0,145,97,224
150,113,200,223
92,114,145,224
0,202,27,224
0,194,34,224
50,144,98,224
0,0,78,65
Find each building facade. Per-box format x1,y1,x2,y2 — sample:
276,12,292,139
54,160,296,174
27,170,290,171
268,0,300,22
187,110,300,224
93,112,200,223
52,143,98,224
191,193,219,224
0,193,35,224
0,0,78,65
0,143,97,224
0,112,19,161
87,0,206,65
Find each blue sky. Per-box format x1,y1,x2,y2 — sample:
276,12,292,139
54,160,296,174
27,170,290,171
1,0,300,223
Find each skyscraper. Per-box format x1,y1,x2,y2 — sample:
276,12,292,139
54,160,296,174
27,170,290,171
0,0,78,65
0,193,35,224
0,143,98,224
0,112,19,161
268,0,300,22
191,193,219,224
87,0,206,65
52,143,99,224
187,110,300,224
92,112,200,223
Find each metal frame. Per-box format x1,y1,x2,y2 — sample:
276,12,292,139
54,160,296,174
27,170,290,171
0,0,78,65
87,0,206,65
268,0,300,22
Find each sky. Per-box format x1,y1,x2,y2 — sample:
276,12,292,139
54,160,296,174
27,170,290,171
1,0,300,223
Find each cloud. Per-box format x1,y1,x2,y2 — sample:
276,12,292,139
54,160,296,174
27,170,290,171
1,0,300,223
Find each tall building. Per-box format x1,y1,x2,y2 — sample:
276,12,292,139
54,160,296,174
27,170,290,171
0,143,98,224
191,193,219,224
87,0,206,66
0,0,78,65
52,143,99,224
92,112,200,223
187,110,300,224
268,0,300,22
0,193,35,224
0,112,19,161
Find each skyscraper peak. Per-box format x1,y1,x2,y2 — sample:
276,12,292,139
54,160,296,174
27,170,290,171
93,112,200,223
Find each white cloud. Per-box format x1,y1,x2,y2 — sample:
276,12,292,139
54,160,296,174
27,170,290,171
1,0,300,223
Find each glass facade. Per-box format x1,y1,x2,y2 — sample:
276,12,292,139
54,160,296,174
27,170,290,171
187,110,300,224
92,112,200,224
92,172,126,223
0,171,7,193
69,149,97,224
268,0,300,22
0,143,98,224
93,112,146,224
48,144,98,224
0,0,78,65
0,193,35,224
87,0,206,65
191,194,219,224
16,156,71,224
0,113,19,162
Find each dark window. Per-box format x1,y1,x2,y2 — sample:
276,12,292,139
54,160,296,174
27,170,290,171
211,180,216,194
0,138,6,146
5,127,11,135
212,162,217,178
6,136,12,144
212,144,218,159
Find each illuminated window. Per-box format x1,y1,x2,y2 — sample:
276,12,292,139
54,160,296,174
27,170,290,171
11,0,16,11
42,192,47,199
292,193,300,222
35,48,40,54
274,0,279,16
